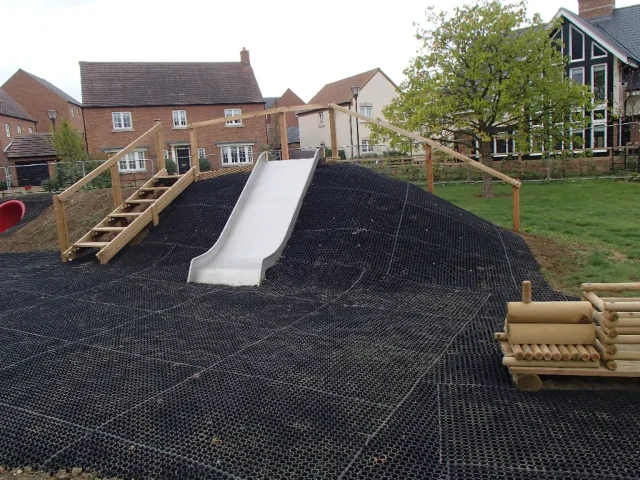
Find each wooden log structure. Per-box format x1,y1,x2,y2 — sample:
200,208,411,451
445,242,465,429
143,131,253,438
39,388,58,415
506,301,593,324
503,357,599,368
507,323,596,345
566,345,581,361
279,112,289,160
557,344,571,361
425,145,434,193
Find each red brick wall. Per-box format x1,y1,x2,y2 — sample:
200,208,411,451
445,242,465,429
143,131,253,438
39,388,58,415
0,114,38,181
578,0,615,19
2,70,84,134
278,89,305,127
84,104,268,170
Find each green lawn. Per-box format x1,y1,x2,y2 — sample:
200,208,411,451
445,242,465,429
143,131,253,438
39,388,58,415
430,179,640,294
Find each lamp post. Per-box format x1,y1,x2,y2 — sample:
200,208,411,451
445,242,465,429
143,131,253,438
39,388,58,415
47,109,57,129
351,86,361,158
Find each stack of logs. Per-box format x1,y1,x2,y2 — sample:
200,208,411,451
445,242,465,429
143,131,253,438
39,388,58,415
582,282,640,370
496,281,640,391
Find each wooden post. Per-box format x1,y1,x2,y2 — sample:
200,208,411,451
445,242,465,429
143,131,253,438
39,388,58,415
53,195,70,261
154,120,165,172
329,108,338,159
512,185,520,232
189,127,200,180
279,112,289,160
425,144,434,193
110,163,122,208
521,281,532,304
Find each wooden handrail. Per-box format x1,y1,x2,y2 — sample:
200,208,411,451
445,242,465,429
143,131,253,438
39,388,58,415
58,123,162,200
329,103,521,188
189,104,327,129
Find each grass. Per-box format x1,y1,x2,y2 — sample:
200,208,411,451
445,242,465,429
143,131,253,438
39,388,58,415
430,178,640,294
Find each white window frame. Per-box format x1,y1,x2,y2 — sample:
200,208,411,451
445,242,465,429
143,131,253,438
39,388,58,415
70,106,75,118
28,127,33,133
220,144,253,166
16,125,22,134
569,25,585,62
492,136,512,157
592,63,607,108
117,150,147,173
591,123,607,150
592,42,607,59
172,110,187,128
198,147,206,158
361,140,372,153
318,111,325,127
569,66,585,85
5,124,10,137
359,106,373,118
112,112,132,130
225,108,242,126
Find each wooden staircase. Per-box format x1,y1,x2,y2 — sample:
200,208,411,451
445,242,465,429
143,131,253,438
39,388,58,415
63,167,197,264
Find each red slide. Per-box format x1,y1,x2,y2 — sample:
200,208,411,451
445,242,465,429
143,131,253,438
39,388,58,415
0,200,26,233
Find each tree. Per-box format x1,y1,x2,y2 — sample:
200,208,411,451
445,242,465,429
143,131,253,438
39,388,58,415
371,0,592,197
51,117,86,162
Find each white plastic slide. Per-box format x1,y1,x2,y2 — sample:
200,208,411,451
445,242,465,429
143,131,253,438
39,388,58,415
187,149,321,286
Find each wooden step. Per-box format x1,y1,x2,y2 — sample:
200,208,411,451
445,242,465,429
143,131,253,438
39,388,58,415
125,199,156,204
73,242,109,248
154,175,181,180
92,227,126,233
109,212,142,218
140,187,170,191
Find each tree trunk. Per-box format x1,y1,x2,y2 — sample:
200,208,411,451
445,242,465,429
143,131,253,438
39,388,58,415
479,140,493,198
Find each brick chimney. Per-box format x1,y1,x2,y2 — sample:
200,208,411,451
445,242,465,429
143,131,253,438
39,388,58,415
240,48,250,67
578,0,615,19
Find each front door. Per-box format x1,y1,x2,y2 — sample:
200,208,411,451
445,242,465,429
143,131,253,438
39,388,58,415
176,147,191,174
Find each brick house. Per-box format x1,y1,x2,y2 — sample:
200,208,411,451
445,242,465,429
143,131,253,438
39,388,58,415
81,49,267,175
264,88,305,150
2,69,84,135
3,133,57,186
0,88,38,185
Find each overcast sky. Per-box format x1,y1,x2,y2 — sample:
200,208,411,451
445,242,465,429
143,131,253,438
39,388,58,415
0,0,636,104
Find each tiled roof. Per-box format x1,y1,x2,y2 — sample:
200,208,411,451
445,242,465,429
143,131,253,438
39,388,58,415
21,70,82,106
264,97,278,109
591,4,640,62
308,69,383,105
80,62,265,107
0,89,35,122
4,133,56,158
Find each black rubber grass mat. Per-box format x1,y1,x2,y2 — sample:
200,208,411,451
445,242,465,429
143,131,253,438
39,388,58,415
214,327,435,405
99,369,391,479
0,343,197,427
1,164,639,479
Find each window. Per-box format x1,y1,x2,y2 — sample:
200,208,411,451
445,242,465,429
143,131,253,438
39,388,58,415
318,112,324,127
570,26,584,61
361,140,372,153
164,150,169,160
360,106,373,118
225,108,242,125
592,42,607,59
112,112,132,130
16,126,22,134
117,150,146,172
198,147,206,158
570,110,585,149
220,145,253,165
5,124,9,137
592,124,606,148
592,64,607,105
70,106,75,118
28,127,33,133
172,110,187,128
570,67,584,85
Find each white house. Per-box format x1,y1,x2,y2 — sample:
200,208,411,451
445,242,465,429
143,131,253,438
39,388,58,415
298,68,397,158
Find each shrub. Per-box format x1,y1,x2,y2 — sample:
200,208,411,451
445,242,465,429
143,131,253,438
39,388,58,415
165,158,178,175
42,178,60,193
199,157,211,172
